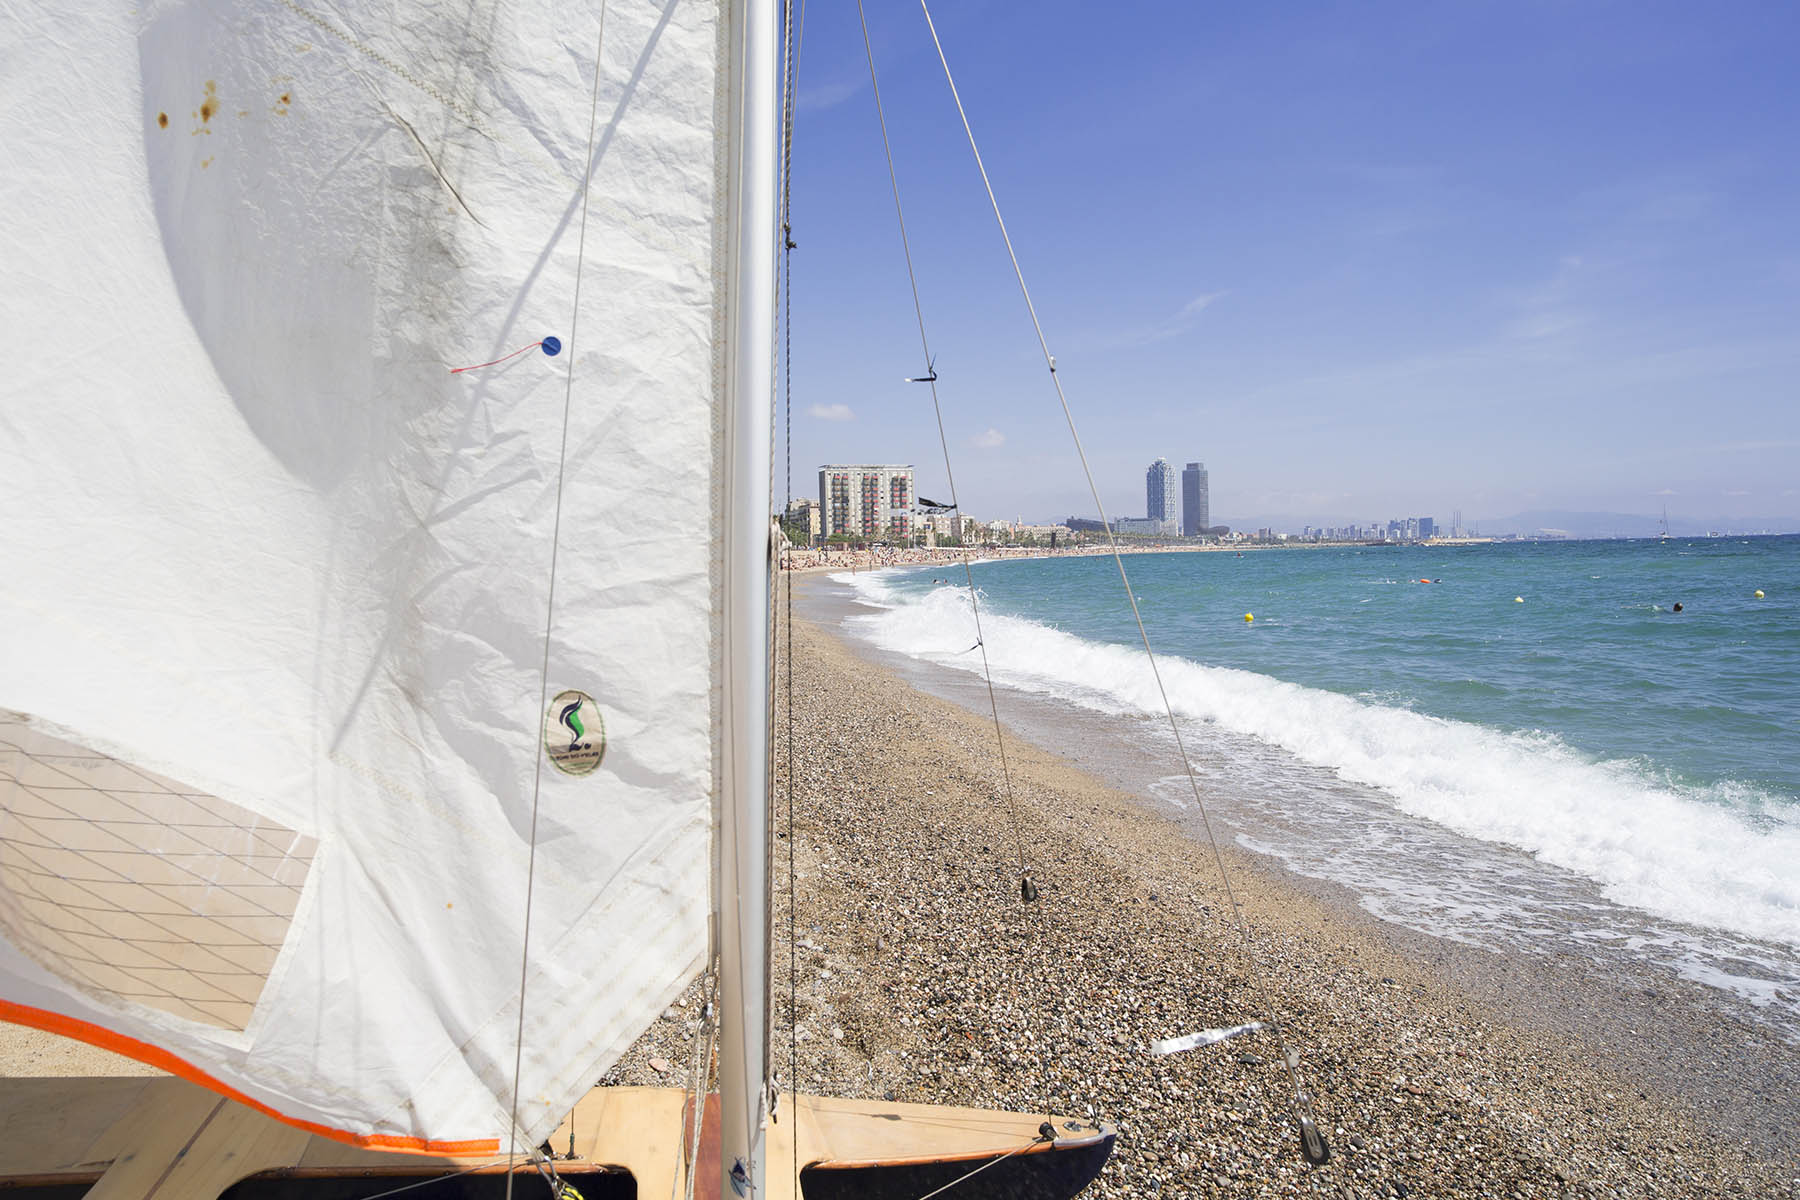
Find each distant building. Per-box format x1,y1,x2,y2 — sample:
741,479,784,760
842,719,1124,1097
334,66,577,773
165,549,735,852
1146,459,1177,524
1418,516,1435,539
818,464,913,541
1181,462,1209,537
1115,516,1177,536
785,497,820,543
921,511,973,541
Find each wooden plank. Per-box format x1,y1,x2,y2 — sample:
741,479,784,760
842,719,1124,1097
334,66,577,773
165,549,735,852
0,1076,160,1176
82,1085,228,1199
123,1097,313,1198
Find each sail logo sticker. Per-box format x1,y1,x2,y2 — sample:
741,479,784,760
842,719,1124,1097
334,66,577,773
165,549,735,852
544,689,605,777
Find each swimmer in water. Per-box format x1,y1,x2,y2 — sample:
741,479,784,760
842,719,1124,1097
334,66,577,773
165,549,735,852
1672,602,1684,612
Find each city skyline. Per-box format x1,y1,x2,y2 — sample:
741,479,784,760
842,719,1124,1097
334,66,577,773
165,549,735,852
778,2,1800,529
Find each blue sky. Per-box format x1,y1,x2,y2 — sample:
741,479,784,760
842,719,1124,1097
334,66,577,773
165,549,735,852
779,1,1800,529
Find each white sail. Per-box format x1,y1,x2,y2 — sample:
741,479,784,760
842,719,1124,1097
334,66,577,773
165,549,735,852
0,0,735,1149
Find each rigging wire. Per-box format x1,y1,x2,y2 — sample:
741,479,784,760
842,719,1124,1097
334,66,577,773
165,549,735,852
856,0,1056,1135
852,0,1033,896
914,0,1332,1166
506,3,611,1197
910,1130,1054,1200
344,1159,525,1200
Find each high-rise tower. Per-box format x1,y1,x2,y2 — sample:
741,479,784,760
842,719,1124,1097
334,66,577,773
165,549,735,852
1146,458,1177,527
1181,461,1209,537
817,464,914,541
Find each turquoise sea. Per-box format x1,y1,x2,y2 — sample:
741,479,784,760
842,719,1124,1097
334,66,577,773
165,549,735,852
820,535,1800,1033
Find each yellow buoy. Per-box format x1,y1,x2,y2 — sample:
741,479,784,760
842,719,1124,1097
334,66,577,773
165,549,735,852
1755,589,1766,599
1514,596,1524,603
1244,613,1254,622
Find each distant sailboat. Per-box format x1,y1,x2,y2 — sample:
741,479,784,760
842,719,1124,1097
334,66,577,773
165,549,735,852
1661,506,1672,543
0,0,1111,1195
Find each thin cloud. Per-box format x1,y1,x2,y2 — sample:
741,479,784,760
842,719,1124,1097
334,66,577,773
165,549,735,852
798,76,866,113
809,403,854,422
1502,254,1589,342
1099,290,1227,349
1653,488,1678,496
971,428,1005,449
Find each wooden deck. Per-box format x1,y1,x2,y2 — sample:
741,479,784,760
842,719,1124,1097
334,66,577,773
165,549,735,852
0,1077,1113,1199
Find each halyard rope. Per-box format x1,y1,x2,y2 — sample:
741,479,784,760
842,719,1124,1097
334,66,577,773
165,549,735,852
507,3,611,1196
915,0,1331,1165
776,0,807,1195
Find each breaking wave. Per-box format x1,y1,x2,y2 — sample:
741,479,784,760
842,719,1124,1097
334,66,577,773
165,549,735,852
839,573,1800,949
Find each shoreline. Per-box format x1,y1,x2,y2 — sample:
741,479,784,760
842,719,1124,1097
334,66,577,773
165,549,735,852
776,535,1489,577
3,606,1790,1195
611,611,1793,1197
802,566,1800,1141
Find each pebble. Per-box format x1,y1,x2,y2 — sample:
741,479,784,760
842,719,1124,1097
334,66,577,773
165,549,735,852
600,618,1790,1199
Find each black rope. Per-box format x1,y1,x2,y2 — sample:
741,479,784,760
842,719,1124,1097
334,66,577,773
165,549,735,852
777,0,806,1193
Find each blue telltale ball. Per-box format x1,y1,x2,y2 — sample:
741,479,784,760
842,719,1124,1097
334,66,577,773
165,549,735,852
541,336,562,356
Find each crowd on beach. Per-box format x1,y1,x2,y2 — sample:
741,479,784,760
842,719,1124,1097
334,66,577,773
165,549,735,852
779,542,1218,573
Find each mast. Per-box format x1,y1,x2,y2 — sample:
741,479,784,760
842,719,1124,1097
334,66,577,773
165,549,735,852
718,0,779,1190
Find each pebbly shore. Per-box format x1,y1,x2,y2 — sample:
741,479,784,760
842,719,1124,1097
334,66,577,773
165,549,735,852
2,609,1790,1197
612,616,1793,1199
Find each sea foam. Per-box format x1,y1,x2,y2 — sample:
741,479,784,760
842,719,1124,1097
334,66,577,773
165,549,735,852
843,574,1800,949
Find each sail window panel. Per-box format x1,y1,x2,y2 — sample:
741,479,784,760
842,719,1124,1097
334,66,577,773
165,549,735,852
53,920,270,983
145,882,296,921
6,810,171,858
169,800,316,856
0,841,131,886
0,718,313,1031
22,755,175,795
17,896,181,948
158,913,300,949
54,930,188,975
0,748,125,793
0,715,95,757
151,852,311,891
46,877,196,919
72,850,249,891
116,966,248,1008
201,939,287,977
6,784,164,827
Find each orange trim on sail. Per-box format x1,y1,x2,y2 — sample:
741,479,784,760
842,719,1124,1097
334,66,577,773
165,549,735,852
0,998,502,1156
